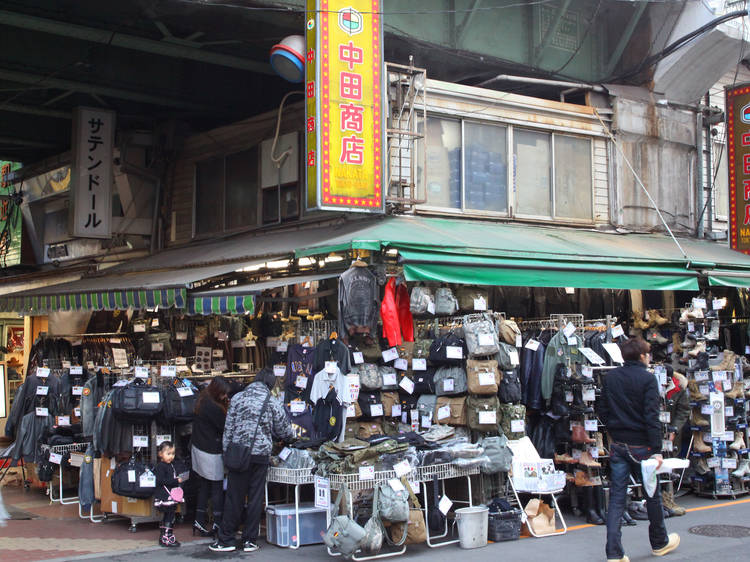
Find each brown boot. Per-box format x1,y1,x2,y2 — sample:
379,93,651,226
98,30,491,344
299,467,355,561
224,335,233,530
688,380,707,401
725,381,744,400
647,309,669,327
579,451,602,468
595,432,607,455
672,333,683,354
688,341,707,357
711,350,736,372
632,311,649,331
693,432,712,453
572,425,595,444
690,409,709,427
730,431,746,451
574,470,595,487
661,490,686,516
554,453,576,465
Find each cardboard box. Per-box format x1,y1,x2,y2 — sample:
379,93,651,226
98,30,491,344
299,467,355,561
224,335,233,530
100,456,154,517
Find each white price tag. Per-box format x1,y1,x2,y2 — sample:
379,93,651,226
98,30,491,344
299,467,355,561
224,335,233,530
177,357,188,367
399,377,415,394
713,371,727,382
438,495,453,515
567,335,578,346
358,466,375,481
515,334,523,348
421,415,432,428
128,470,136,482
133,323,146,333
133,435,149,447
582,387,596,402
446,346,463,359
353,351,364,365
347,375,360,402
723,379,732,392
112,348,128,368
611,324,624,338
393,460,412,477
687,322,695,333
74,407,81,417
274,365,286,377
57,416,70,426
134,366,149,379
113,380,128,387
563,323,576,337
582,366,593,379
176,331,187,341
111,501,118,514
295,375,308,389
142,391,160,404
579,347,606,365
591,447,600,458
478,411,497,425
662,440,673,452
565,391,574,403
723,457,738,469
394,358,408,371
382,347,399,363
391,404,402,417
279,447,292,461
412,358,427,371
525,339,541,351
139,472,156,488
473,296,487,311
427,301,435,315
177,387,193,397
693,297,707,309
659,411,671,423
401,411,408,424
36,407,49,417
315,476,331,509
510,419,525,433
277,341,289,353
291,400,306,414
477,333,494,347
443,378,455,392
37,367,50,378
725,406,734,417
160,365,176,377
478,371,495,386
508,349,519,366
437,405,451,420
36,386,49,396
151,342,164,352
713,298,725,310
383,372,398,386
325,361,337,374
49,453,62,465
70,366,83,375
410,409,419,422
724,431,735,442
370,404,384,417
701,404,714,415
602,343,624,364
584,419,598,431
156,434,172,446
695,371,710,382
346,404,357,418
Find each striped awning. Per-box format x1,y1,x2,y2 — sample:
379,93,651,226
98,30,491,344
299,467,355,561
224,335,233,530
0,288,186,314
187,294,254,315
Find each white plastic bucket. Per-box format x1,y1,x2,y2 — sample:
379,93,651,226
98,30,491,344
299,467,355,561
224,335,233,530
455,506,489,549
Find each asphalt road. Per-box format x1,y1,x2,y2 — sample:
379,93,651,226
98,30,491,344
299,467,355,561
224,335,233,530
55,494,750,562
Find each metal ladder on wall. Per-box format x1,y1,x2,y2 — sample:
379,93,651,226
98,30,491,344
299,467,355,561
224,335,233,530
386,59,427,210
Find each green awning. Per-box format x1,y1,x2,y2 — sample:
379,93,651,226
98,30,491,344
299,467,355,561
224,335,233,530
188,295,254,315
708,272,750,288
0,288,186,314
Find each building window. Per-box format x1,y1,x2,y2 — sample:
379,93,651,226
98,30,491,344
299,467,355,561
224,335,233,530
465,122,508,212
514,129,551,217
554,134,593,220
422,118,461,209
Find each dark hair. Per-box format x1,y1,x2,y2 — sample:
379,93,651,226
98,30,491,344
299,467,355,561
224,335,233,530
195,376,231,415
157,440,175,457
255,366,276,390
619,337,650,361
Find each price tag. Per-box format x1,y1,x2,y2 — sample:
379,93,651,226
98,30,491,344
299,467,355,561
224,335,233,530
113,380,128,387
478,371,496,386
347,375,360,401
525,339,540,351
70,365,83,375
325,361,337,374
134,323,146,333
591,447,600,458
723,379,732,391
443,378,455,392
701,404,714,415
602,343,624,364
707,456,721,468
74,407,81,417
579,347,606,365
410,409,419,422
177,387,193,397
37,367,50,378
139,472,156,488
111,501,118,514
693,297,707,309
725,406,734,417
584,419,598,431
724,431,735,441
513,334,522,349
112,348,128,368
565,391,574,403
505,349,519,366
401,411,408,424
582,387,596,402
473,296,487,311
134,366,149,379
656,368,667,386
437,405,451,420
383,372,398,386
315,476,331,509
358,466,375,481
382,347,399,363
478,411,497,425
611,324,624,338
473,333,494,347
723,457,738,469
427,301,435,315
399,377,415,394
133,435,149,447
156,435,172,446
713,298,725,310
49,453,62,465
353,351,364,365
142,391,160,404
571,448,583,460
421,415,432,428
510,419,525,433
659,411,671,423
370,403,384,417
412,358,427,371
346,404,357,418
662,440,674,452
393,460,412,477
86,361,95,369
391,404,402,417
446,346,463,359
151,342,164,352
394,358,408,371
273,365,286,377
212,349,224,358
290,400,306,414
695,371,710,382
128,469,137,482
567,335,578,346
687,322,695,333
699,384,711,396
279,447,292,461
438,495,453,515
582,366,593,379
563,323,576,337
57,415,71,426
295,375,308,389
61,361,72,369
110,338,122,344
176,331,188,341
160,365,176,377
36,386,49,396
386,479,405,494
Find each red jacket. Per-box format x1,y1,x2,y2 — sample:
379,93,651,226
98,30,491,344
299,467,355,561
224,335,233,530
381,278,414,347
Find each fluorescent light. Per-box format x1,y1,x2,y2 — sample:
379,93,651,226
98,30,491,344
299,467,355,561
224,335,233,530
267,259,291,269
325,254,344,263
298,257,316,266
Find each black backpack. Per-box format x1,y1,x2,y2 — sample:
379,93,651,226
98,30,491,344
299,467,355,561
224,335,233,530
428,332,467,366
111,380,164,423
160,382,198,424
498,369,522,404
412,369,436,394
357,391,383,419
111,457,156,499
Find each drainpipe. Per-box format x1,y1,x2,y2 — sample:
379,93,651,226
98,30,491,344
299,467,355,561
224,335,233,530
704,93,713,235
696,109,704,239
477,74,606,92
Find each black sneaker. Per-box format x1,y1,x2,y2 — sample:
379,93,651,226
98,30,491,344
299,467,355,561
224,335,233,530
243,541,260,552
209,541,236,552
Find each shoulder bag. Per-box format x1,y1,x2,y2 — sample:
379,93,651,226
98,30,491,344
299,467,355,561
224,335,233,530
223,391,271,472
323,484,367,558
389,480,427,544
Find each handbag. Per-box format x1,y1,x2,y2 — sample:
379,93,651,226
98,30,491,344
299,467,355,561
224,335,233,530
455,286,489,312
498,318,522,346
466,395,501,433
409,285,434,315
412,369,435,394
463,313,500,357
434,395,466,425
427,475,445,533
496,342,520,371
111,379,164,422
381,392,399,417
159,380,198,424
389,480,427,544
500,403,527,440
416,394,437,426
466,359,501,395
378,366,399,391
433,366,467,396
376,480,410,522
111,457,156,499
164,484,184,503
358,364,383,390
361,503,384,554
479,434,513,473
428,332,466,366
323,484,367,558
358,392,384,419
223,391,271,472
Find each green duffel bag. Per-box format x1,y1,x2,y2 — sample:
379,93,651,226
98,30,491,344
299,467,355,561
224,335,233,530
499,403,526,440
466,395,501,433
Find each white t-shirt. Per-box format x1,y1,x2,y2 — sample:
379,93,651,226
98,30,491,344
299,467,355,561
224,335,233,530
309,367,351,404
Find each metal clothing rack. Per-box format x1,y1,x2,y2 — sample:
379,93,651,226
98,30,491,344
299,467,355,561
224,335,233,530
40,442,90,505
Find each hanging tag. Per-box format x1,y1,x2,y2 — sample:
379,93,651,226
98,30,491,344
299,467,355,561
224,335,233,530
133,435,149,448
56,415,70,426
295,375,308,389
399,377,415,394
410,409,419,422
508,349,520,366
443,378,455,392
70,365,83,375
713,298,725,310
511,419,525,433
36,386,49,396
582,387,596,402
37,367,50,378
687,322,695,333
111,501,118,514
723,457,738,469
134,366,149,379
565,391,574,403
427,301,435,315
383,372,398,386
659,411,671,423
701,404,714,415
412,358,427,371
713,371,727,383
438,495,453,515
611,324,624,338
474,332,494,347
325,361,337,374
393,460,412,477
563,323,576,337
151,342,164,352
370,404,384,417
602,343,624,364
579,347,606,365
212,349,224,358
139,472,156,488
473,296,487,311
394,358,408,371
345,404,356,418
391,404,402,417
142,392,160,404
279,447,292,461
358,466,375,481
401,411,408,424
382,347,399,362
694,371,710,382
478,371,495,386
515,333,523,348
479,411,497,425
160,365,176,377
36,407,49,417
48,452,62,465
421,415,432,428
176,331,188,341
133,323,146,333
353,351,364,365
584,419,598,431
590,447,600,458
566,335,578,346
725,406,734,417
437,405,451,420
388,478,406,492
446,346,463,359
315,476,331,509
723,379,732,392
693,297,707,310
273,365,286,377
128,469,136,482
525,339,540,351
582,366,593,379
74,407,81,417
156,435,172,446
177,387,193,397
291,400,306,414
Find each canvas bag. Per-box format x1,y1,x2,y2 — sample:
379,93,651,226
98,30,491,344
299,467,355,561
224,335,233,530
389,480,427,544
496,342,519,371
323,485,367,557
434,396,466,425
409,285,434,315
355,421,384,440
466,395,501,433
499,403,526,440
412,369,435,394
428,332,466,365
498,318,522,346
456,286,489,312
376,480,410,522
381,392,399,417
159,381,198,424
433,366,467,396
434,287,459,316
479,434,513,473
111,379,163,422
416,394,437,424
361,492,385,554
463,313,500,357
358,364,382,390
466,359,501,395
358,392,384,419
378,366,399,391
498,368,522,403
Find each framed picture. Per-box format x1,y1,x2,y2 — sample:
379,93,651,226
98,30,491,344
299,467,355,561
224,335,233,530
6,326,23,352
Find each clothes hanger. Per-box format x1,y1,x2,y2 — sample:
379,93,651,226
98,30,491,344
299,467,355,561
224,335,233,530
351,252,367,267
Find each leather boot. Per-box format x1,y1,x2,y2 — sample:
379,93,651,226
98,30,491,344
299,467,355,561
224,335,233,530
693,456,710,475
688,380,707,401
572,386,594,414
579,450,602,468
711,350,736,372
730,431,746,451
693,432,712,453
595,432,606,455
661,489,685,516
647,330,669,345
584,486,604,524
575,470,595,487
672,333,683,354
732,459,750,477
688,341,707,357
725,381,745,400
688,307,704,320
690,409,709,427
647,309,669,327
554,452,576,464
695,351,710,370
621,509,637,526
633,311,649,331
572,424,595,444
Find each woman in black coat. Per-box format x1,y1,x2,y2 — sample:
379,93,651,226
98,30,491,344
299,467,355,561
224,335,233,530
191,376,230,535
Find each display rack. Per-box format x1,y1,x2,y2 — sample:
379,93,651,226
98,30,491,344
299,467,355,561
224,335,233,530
264,467,317,550
42,442,90,505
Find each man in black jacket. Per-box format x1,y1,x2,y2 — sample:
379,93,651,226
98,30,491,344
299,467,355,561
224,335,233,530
600,337,679,562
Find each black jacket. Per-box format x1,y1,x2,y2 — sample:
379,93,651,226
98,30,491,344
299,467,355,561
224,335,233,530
600,360,662,450
153,461,180,503
191,397,226,454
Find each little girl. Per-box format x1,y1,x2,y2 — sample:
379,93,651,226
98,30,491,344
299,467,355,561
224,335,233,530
154,441,184,547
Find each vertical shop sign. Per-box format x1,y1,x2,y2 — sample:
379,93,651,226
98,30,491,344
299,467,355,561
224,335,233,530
0,161,22,267
726,83,750,253
70,107,115,238
306,0,384,212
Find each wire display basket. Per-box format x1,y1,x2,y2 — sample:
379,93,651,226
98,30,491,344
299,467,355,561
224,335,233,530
416,462,481,481
266,466,316,485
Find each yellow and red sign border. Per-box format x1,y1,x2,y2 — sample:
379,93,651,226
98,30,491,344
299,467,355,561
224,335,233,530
726,83,750,254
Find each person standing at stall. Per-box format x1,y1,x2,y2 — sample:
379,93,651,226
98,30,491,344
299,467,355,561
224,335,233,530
209,368,295,553
191,376,230,536
599,337,680,562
